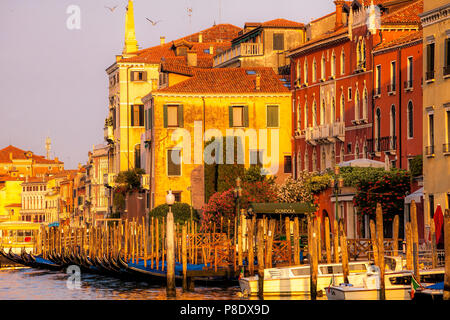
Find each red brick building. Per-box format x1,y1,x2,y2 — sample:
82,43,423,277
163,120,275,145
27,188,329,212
287,0,423,237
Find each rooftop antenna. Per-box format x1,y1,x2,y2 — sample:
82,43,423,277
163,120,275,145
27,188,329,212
187,7,192,41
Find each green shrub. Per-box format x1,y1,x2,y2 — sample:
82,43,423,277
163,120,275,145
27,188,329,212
409,155,423,177
148,202,199,224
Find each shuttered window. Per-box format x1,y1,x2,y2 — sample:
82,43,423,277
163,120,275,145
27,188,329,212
163,104,183,128
267,105,279,127
250,150,263,167
131,105,144,126
427,43,435,72
273,33,284,51
229,106,248,127
130,71,147,82
167,149,181,176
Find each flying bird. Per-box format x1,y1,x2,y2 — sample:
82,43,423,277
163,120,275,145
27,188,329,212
105,5,118,12
146,18,162,26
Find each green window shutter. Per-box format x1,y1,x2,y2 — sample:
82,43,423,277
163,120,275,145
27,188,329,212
139,105,144,126
178,104,184,128
163,105,168,128
148,107,152,130
243,105,249,127
229,106,234,127
267,105,279,127
144,109,148,130
130,105,134,126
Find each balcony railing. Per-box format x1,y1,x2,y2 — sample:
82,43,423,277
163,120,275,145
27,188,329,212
425,145,435,156
213,42,263,67
104,125,114,144
444,66,450,76
305,122,345,145
404,79,413,89
387,83,396,93
368,136,397,153
426,70,435,81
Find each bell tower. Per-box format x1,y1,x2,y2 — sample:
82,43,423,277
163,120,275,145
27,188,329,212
123,0,139,55
45,137,51,159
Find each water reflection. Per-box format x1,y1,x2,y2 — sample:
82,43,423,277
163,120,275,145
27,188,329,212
0,267,243,300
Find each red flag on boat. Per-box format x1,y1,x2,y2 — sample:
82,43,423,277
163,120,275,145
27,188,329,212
434,205,444,245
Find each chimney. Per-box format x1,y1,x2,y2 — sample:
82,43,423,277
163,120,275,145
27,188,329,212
9,152,13,160
54,157,59,163
209,46,214,55
199,32,203,43
160,36,165,45
334,1,344,29
187,50,197,67
255,74,261,91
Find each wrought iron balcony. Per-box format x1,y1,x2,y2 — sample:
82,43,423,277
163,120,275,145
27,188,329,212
367,136,397,153
387,83,396,93
404,79,413,89
425,145,435,156
444,66,450,77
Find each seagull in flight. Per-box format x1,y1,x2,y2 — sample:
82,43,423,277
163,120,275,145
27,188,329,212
146,18,162,26
105,5,118,12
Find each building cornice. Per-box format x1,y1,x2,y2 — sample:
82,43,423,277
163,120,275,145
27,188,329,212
420,3,450,28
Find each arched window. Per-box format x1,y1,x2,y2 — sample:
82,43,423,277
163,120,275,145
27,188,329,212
340,50,345,75
304,59,308,83
296,61,301,82
297,102,301,130
304,101,309,128
390,105,396,149
363,88,368,120
355,143,360,159
332,97,336,123
312,58,317,82
312,148,317,172
340,93,345,122
354,89,360,120
375,108,381,151
305,149,309,172
321,148,326,171
331,51,336,77
297,151,302,174
320,99,326,125
340,144,345,163
321,54,326,80
408,101,414,138
313,100,317,125
331,148,336,168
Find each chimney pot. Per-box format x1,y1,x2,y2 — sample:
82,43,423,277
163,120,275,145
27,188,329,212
209,46,214,55
160,36,165,45
199,32,203,43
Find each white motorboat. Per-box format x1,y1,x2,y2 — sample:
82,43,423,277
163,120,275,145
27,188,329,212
326,266,445,300
239,260,375,297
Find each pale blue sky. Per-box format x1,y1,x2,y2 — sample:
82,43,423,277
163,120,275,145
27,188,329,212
0,0,334,169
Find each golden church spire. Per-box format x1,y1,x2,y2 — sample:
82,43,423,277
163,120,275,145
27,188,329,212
123,0,138,55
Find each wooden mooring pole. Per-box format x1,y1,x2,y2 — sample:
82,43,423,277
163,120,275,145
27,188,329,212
411,200,419,279
339,220,349,284
182,224,187,292
333,219,339,263
376,203,385,300
393,215,399,257
325,216,331,264
257,219,265,300
166,206,176,297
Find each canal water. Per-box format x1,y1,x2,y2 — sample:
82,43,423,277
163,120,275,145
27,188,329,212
0,267,324,300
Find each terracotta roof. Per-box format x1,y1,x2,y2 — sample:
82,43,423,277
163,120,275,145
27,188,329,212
119,24,240,65
0,145,63,165
160,61,196,76
381,0,423,24
374,29,422,51
245,18,305,28
287,26,349,56
5,203,21,208
153,67,290,94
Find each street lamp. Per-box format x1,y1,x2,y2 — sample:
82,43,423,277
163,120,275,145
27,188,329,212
166,189,176,297
330,166,344,223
